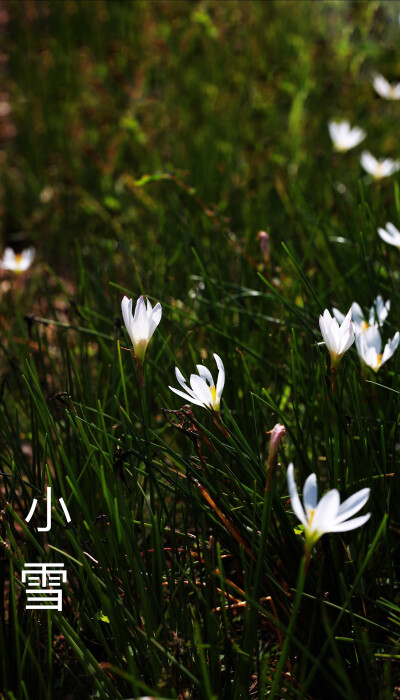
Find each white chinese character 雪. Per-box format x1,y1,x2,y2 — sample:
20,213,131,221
22,563,67,611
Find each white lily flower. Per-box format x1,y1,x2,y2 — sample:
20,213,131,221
319,308,355,368
328,120,366,152
361,151,400,180
169,354,225,411
121,295,162,362
355,325,400,372
373,74,400,100
333,296,390,333
378,222,400,248
0,247,35,272
287,463,371,553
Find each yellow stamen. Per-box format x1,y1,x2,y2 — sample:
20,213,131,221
360,320,369,332
210,385,216,403
376,353,383,367
308,509,315,526
15,253,22,263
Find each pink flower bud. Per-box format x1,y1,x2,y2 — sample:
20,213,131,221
257,230,270,264
267,423,286,467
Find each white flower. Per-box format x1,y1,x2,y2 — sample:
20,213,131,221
378,222,400,248
361,151,400,180
333,296,390,333
328,120,366,152
0,247,35,272
373,74,400,100
319,308,355,368
355,325,400,372
169,354,225,411
287,463,371,552
121,295,162,362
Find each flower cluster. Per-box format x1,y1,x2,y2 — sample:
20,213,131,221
121,295,226,411
328,73,400,180
332,296,399,372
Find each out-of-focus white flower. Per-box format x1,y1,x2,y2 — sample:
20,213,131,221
121,295,162,362
373,74,400,100
355,325,400,372
319,308,355,368
361,151,400,180
287,463,371,553
333,296,390,333
378,222,400,248
169,354,225,411
328,120,366,152
0,247,35,272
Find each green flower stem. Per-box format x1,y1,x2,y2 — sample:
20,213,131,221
233,475,275,698
269,553,309,699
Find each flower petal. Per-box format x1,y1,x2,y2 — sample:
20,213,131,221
303,473,318,515
190,375,214,406
329,513,371,532
311,489,340,534
132,295,149,343
121,296,133,339
214,353,225,399
287,464,307,527
196,364,214,386
335,488,370,524
147,301,162,339
168,386,205,407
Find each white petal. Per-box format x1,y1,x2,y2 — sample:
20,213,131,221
196,364,214,386
338,324,355,355
175,367,189,390
132,295,149,343
287,464,307,527
351,303,364,326
378,226,400,246
386,222,400,238
364,326,382,354
334,488,370,523
332,307,345,325
303,473,318,515
147,301,162,339
121,296,133,338
329,513,371,532
214,353,225,399
381,331,400,365
311,489,340,533
190,375,214,406
361,151,377,174
168,386,205,407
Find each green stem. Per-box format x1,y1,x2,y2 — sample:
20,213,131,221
269,554,308,698
233,478,274,698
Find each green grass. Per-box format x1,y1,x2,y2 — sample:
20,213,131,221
1,1,400,698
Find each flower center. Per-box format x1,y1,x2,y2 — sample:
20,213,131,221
210,385,216,403
375,163,383,178
308,509,315,526
376,353,383,367
360,320,369,332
